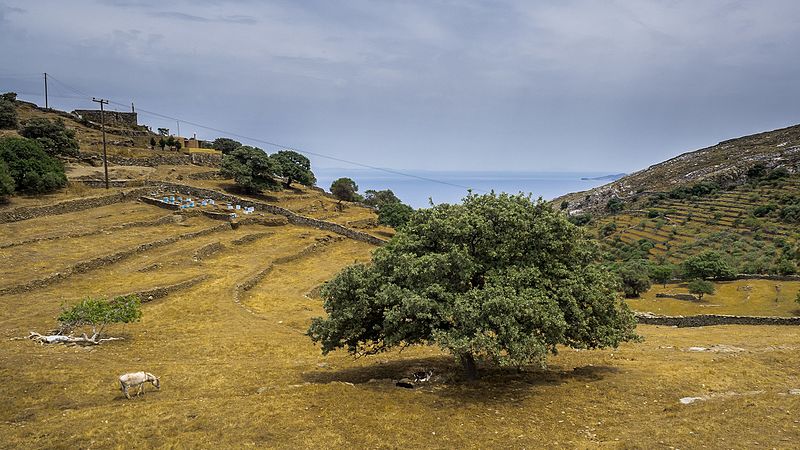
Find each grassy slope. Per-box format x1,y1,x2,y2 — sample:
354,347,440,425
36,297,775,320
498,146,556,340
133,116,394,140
1,189,800,448
1,101,800,447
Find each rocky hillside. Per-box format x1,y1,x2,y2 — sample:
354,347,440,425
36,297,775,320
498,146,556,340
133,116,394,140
555,123,800,215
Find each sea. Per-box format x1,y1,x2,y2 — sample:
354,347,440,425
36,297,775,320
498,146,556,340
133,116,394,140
314,169,622,209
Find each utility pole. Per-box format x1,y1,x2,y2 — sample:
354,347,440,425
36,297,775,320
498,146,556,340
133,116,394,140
92,97,110,189
43,73,48,109
176,120,181,137
131,102,135,113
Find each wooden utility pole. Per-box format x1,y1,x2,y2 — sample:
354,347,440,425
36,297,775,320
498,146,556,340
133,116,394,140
92,97,110,189
43,73,48,109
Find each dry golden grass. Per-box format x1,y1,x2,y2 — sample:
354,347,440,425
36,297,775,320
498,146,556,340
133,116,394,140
2,188,800,448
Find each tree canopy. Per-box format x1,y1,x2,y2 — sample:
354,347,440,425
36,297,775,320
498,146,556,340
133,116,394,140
220,146,281,193
617,259,652,298
212,137,243,154
308,192,638,379
58,294,142,339
687,279,714,301
330,177,361,202
19,117,79,157
681,251,736,280
377,201,414,228
272,150,316,188
363,189,401,208
0,137,67,194
0,92,17,129
0,159,14,201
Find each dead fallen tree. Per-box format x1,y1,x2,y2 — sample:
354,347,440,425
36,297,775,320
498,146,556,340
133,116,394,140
27,294,141,345
27,331,123,345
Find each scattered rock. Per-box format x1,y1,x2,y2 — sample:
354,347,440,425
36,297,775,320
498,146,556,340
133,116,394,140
789,389,800,395
687,347,707,352
396,378,415,389
680,396,703,404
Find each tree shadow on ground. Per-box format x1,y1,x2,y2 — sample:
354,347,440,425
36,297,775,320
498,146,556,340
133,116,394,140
302,356,620,404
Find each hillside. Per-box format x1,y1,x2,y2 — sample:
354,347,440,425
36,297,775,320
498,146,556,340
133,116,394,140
554,123,800,214
548,124,800,277
2,99,800,447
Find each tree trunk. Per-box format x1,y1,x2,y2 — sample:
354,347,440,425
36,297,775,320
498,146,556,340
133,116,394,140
460,353,479,380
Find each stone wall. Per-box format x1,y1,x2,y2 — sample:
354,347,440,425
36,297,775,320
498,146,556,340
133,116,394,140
0,188,150,224
635,312,800,327
149,182,388,246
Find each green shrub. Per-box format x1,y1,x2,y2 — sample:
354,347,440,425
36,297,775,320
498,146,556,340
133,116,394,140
0,159,14,201
0,93,17,129
618,260,652,298
0,137,67,194
58,294,142,337
681,251,736,280
377,201,414,229
19,118,79,157
687,279,715,300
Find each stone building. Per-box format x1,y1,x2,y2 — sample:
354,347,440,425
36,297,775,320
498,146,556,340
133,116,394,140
72,109,138,127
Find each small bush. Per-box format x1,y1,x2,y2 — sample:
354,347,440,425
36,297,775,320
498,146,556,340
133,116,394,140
0,93,17,129
687,279,715,300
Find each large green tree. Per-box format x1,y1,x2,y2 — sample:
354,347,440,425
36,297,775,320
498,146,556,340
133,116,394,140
308,193,638,379
330,177,361,202
212,137,242,154
19,117,79,157
220,146,281,193
271,150,316,188
681,251,736,280
0,137,67,194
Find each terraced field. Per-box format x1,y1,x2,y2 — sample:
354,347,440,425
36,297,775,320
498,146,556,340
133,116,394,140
2,183,800,448
594,175,800,267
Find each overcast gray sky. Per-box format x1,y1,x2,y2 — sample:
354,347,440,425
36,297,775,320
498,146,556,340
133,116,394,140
0,0,798,172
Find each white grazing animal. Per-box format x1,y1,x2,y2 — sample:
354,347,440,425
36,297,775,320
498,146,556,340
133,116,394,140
119,372,160,399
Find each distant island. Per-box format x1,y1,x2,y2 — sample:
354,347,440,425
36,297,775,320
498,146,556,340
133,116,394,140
581,173,626,181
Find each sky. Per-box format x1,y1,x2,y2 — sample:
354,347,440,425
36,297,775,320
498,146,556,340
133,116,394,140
0,0,798,173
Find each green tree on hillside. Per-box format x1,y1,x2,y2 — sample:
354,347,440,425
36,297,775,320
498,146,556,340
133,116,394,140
0,159,14,201
166,136,176,150
19,118,79,157
220,146,280,193
363,189,401,208
212,137,242,154
271,150,316,188
617,260,652,298
687,279,714,301
681,251,736,280
308,193,638,379
649,264,674,288
330,177,361,202
0,92,17,129
0,137,66,194
377,201,414,229
149,136,156,149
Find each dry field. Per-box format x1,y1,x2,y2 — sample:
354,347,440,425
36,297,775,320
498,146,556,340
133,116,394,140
2,186,800,449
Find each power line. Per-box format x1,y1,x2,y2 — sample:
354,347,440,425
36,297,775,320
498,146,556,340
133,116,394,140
10,72,485,193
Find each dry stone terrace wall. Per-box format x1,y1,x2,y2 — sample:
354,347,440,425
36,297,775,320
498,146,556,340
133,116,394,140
148,182,388,246
0,188,150,223
76,153,221,168
635,312,800,327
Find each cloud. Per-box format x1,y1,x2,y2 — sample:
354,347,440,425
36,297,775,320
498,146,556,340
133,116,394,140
0,0,799,173
149,10,257,24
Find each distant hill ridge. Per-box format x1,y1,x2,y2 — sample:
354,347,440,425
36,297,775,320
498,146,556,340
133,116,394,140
555,123,800,214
